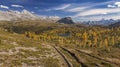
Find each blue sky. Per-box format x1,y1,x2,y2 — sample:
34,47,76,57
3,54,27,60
0,0,120,21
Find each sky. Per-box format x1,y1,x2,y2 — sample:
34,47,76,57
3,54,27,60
0,0,120,21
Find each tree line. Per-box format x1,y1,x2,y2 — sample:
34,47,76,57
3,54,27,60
24,26,120,50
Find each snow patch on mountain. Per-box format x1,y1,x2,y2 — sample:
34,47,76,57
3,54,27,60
0,9,60,21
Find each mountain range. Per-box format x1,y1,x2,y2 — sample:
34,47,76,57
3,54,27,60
80,19,119,26
0,9,120,26
0,9,60,21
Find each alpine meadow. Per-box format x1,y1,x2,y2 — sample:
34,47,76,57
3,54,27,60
0,0,120,67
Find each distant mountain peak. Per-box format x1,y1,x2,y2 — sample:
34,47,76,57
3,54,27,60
81,19,118,26
57,17,74,24
21,9,32,14
109,20,120,27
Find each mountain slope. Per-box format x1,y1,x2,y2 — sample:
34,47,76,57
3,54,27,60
57,17,75,24
0,10,39,21
0,10,60,21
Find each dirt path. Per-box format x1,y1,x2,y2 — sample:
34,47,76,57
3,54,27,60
76,49,120,66
61,47,88,67
49,44,120,67
51,45,73,67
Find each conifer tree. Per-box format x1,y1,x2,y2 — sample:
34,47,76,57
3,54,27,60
104,39,108,47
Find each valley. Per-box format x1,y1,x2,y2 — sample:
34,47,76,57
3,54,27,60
0,20,120,67
0,0,120,67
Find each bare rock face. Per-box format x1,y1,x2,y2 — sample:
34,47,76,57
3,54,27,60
57,17,74,24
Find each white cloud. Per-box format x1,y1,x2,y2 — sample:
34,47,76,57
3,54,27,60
45,4,71,11
73,8,120,17
66,1,120,21
115,2,120,5
107,2,120,8
67,1,120,17
115,2,120,7
0,5,9,9
11,4,24,8
66,1,115,13
102,12,107,15
53,4,71,10
67,6,89,12
117,5,120,7
107,4,116,8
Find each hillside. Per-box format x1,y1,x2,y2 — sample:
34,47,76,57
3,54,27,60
0,20,120,67
0,27,66,67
